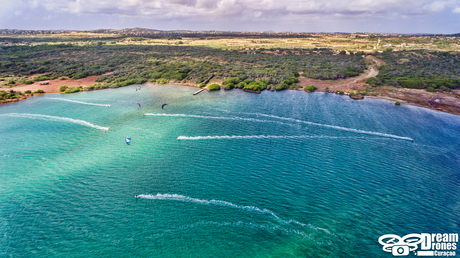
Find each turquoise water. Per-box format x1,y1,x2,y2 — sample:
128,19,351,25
1,85,459,257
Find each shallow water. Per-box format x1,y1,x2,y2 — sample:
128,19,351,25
1,85,459,257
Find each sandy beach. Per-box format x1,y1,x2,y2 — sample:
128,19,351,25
7,75,106,93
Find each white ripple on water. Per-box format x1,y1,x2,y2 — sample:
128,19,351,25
143,113,294,126
137,193,332,235
253,113,412,141
47,98,111,107
177,135,347,141
0,113,109,131
210,109,413,141
184,221,312,239
146,111,412,141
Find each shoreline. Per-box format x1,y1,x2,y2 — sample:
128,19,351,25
2,75,459,117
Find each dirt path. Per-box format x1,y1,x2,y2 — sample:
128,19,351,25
299,56,380,93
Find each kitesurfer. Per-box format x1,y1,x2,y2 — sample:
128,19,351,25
162,104,167,109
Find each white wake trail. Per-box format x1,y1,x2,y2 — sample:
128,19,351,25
177,135,345,140
48,98,110,107
248,113,413,141
143,113,293,126
138,193,306,227
0,113,109,131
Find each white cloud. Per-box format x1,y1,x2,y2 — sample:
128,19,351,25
19,0,460,19
1,0,458,32
423,0,457,11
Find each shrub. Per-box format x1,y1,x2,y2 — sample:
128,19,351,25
426,87,437,92
198,82,206,87
399,79,423,89
59,85,68,92
244,81,267,92
289,83,302,89
236,82,246,89
64,86,82,93
224,82,234,90
207,83,221,91
304,85,317,92
23,79,33,85
157,78,168,84
34,89,45,94
223,77,241,85
395,101,401,105
365,77,382,86
24,90,32,94
336,90,344,95
275,82,289,91
60,77,67,80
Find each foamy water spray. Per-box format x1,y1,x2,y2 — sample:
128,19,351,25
252,113,413,141
177,135,345,140
208,109,413,141
138,193,307,227
0,113,109,131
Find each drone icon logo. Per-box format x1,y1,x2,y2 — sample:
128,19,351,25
378,233,458,257
379,234,423,256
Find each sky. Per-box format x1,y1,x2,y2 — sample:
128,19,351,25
1,0,460,34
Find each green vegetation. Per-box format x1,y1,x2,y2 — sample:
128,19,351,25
336,90,345,95
24,90,31,94
0,42,366,92
23,79,33,85
59,85,68,92
426,87,437,92
1,32,458,96
86,83,109,90
304,85,317,92
375,50,460,90
365,77,382,86
207,83,221,91
63,86,82,93
156,78,168,84
33,89,44,94
0,89,25,101
273,76,300,91
395,101,401,105
302,54,365,80
224,82,234,90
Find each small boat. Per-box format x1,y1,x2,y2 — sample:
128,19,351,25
125,137,131,145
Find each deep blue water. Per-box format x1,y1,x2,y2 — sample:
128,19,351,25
1,85,459,257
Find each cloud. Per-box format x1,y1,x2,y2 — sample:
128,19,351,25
1,0,459,33
19,0,460,19
423,0,457,11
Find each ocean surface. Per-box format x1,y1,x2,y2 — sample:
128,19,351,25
1,84,459,257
